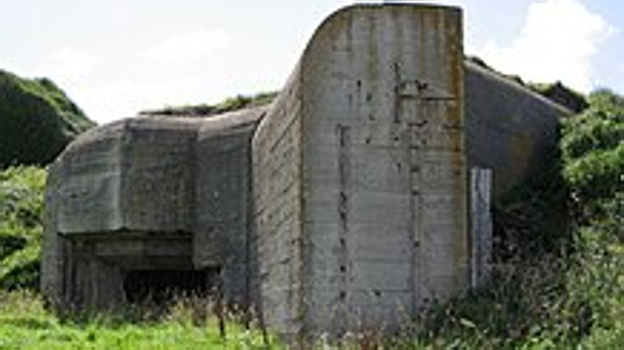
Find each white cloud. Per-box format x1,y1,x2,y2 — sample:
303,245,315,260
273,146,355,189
477,0,613,91
142,29,230,63
22,30,232,124
33,47,103,82
77,79,182,122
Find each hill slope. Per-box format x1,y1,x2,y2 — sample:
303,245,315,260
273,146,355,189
0,70,95,168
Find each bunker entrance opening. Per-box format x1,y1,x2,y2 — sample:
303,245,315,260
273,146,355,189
123,268,220,304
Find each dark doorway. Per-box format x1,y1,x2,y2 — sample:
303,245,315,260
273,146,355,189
123,269,219,304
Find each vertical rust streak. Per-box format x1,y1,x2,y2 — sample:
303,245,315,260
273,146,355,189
335,123,350,335
393,62,402,124
294,79,307,346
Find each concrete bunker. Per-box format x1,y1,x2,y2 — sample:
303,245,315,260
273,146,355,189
42,3,571,343
43,109,265,308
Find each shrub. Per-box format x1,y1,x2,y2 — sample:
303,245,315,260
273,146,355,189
560,89,624,347
561,89,624,216
0,166,46,290
0,69,95,168
416,88,623,349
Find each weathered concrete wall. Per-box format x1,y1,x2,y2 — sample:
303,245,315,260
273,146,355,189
194,107,267,306
252,67,306,337
41,161,67,306
465,61,570,199
253,4,468,340
42,117,203,307
49,117,200,236
43,111,266,308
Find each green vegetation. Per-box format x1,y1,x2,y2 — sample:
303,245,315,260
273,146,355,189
140,91,277,117
562,89,624,211
414,89,624,349
0,166,46,290
0,291,277,350
559,89,624,349
530,82,589,113
0,70,95,168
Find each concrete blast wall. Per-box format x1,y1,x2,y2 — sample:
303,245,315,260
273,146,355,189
252,5,468,339
194,107,268,306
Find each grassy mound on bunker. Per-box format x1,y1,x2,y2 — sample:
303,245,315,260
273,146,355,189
140,91,278,117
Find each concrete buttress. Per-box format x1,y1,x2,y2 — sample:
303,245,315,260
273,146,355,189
252,4,468,341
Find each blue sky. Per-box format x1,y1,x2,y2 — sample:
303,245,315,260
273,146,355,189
1,0,622,123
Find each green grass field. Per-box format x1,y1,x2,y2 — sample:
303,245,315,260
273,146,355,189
0,291,277,350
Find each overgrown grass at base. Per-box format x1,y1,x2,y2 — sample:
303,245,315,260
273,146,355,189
0,291,279,350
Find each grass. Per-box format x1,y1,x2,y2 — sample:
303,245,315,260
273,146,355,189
0,291,278,350
140,91,277,117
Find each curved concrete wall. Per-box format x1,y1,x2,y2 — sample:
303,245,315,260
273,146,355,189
252,4,467,339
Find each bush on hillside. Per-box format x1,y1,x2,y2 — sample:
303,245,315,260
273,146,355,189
562,89,624,217
0,70,95,168
560,89,624,347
